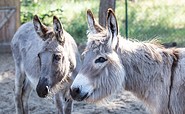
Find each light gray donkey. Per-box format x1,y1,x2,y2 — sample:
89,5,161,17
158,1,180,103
70,9,185,114
11,15,81,114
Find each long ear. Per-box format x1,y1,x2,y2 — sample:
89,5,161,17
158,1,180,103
87,9,103,34
106,8,118,50
33,15,48,39
53,16,64,44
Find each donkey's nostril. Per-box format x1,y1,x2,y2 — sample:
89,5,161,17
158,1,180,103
74,87,80,94
70,87,81,98
70,87,80,95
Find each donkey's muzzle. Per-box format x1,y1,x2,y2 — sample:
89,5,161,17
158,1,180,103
70,87,88,101
36,77,48,98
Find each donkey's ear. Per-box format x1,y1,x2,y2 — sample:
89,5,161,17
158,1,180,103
33,15,48,39
87,9,103,34
53,16,64,44
106,8,118,49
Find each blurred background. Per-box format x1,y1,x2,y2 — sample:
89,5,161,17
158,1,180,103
20,0,185,46
1,0,185,51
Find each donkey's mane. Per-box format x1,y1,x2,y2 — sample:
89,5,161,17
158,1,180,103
128,38,164,49
86,29,164,49
84,32,178,65
86,30,163,50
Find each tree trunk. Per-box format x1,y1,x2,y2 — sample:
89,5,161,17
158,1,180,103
99,0,116,27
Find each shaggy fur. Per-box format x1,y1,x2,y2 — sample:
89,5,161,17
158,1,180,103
70,9,185,114
11,15,81,114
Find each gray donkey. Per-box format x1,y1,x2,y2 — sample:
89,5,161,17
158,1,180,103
11,15,81,114
70,9,185,114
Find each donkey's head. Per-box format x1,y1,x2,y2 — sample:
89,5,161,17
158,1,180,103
33,15,71,98
70,9,125,102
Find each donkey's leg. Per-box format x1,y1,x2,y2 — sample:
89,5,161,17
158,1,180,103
54,93,73,114
14,64,25,114
64,99,73,114
22,78,32,114
54,93,64,114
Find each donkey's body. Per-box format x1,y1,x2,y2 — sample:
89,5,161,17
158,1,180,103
118,38,185,114
70,9,185,114
11,16,81,114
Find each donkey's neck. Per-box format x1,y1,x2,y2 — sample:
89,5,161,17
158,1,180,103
118,38,175,108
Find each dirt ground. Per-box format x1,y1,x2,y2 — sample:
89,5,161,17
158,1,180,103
0,53,150,114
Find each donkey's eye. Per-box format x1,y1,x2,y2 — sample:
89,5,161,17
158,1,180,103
53,54,61,61
95,57,107,63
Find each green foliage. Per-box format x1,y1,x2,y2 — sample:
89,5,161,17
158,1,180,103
21,0,185,46
116,0,185,46
64,12,87,43
21,1,64,25
21,0,97,43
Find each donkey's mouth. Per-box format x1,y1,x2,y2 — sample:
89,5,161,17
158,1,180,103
83,90,102,103
78,91,94,102
75,92,89,101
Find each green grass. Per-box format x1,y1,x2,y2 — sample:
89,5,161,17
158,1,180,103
21,0,185,46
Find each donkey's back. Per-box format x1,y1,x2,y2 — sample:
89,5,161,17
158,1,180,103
11,22,43,87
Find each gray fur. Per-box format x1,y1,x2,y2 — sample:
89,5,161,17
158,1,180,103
11,15,81,114
70,9,185,114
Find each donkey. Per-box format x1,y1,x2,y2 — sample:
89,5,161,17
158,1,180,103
11,15,81,114
70,9,185,114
